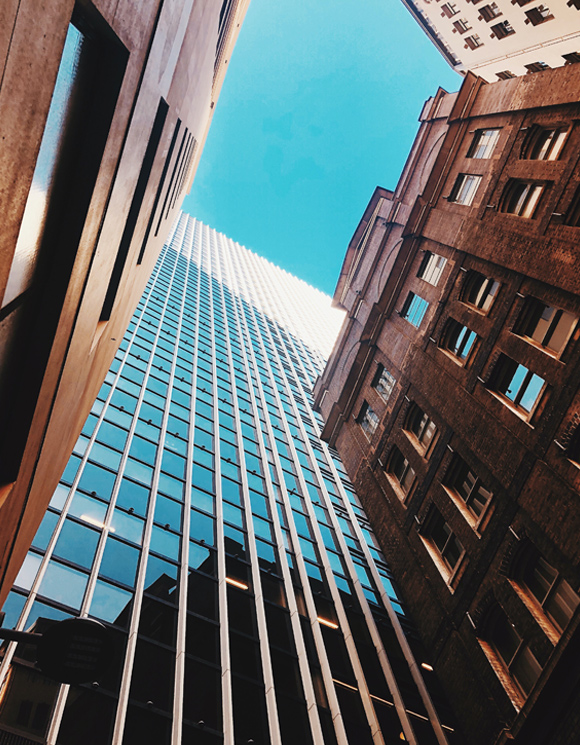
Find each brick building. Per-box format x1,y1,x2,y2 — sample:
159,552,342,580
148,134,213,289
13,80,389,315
0,0,249,607
314,66,580,744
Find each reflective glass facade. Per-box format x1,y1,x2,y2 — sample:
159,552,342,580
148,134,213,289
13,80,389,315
0,215,458,745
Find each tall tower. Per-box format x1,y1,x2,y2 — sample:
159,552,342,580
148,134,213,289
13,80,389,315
0,215,458,745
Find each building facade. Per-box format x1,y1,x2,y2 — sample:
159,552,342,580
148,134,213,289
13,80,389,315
0,0,249,607
315,67,580,745
0,215,459,745
400,0,580,81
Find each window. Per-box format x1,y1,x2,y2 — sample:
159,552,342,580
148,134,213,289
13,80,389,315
465,35,484,49
480,3,502,21
442,2,459,16
467,129,501,159
525,61,549,73
448,174,482,205
523,554,580,632
357,401,379,437
445,455,492,520
490,355,545,414
440,319,477,361
423,509,464,575
565,185,580,227
372,364,396,402
461,270,500,312
563,52,580,64
492,20,515,38
526,127,568,161
500,180,545,218
417,251,447,286
525,5,553,24
401,293,429,328
405,405,437,451
496,70,516,80
514,297,576,355
453,18,471,32
484,607,542,697
387,448,416,497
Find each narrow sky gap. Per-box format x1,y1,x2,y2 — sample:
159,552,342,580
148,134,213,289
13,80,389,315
183,0,460,296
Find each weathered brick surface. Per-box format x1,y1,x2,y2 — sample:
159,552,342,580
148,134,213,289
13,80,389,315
318,68,580,745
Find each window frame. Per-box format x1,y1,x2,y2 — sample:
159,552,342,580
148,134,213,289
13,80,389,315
513,296,577,357
525,126,568,161
372,364,396,403
417,251,447,286
401,292,430,328
500,180,545,218
404,404,438,455
461,270,500,313
489,354,546,416
386,447,416,500
357,401,379,438
448,173,482,206
444,454,493,526
467,128,501,159
421,507,465,584
439,319,478,363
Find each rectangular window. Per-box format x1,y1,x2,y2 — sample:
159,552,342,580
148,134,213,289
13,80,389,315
525,5,553,24
524,554,580,633
448,174,482,205
440,319,477,361
405,405,437,452
479,3,502,21
387,448,416,497
467,129,501,159
486,609,542,697
565,185,580,227
525,61,549,73
526,127,568,161
492,20,515,38
441,2,459,15
461,270,500,312
357,401,379,437
401,293,429,328
372,364,396,402
563,52,580,64
445,455,492,520
417,251,447,286
496,70,516,80
490,355,545,414
465,35,484,49
453,18,471,32
423,508,464,575
501,180,545,218
514,297,576,355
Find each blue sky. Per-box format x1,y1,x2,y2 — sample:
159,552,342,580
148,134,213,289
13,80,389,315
183,0,460,296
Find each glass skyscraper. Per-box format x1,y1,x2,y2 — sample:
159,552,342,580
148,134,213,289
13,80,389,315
0,215,458,745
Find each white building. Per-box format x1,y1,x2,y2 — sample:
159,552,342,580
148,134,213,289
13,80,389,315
401,0,580,81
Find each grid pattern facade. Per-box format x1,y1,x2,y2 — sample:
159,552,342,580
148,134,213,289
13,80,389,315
0,215,456,745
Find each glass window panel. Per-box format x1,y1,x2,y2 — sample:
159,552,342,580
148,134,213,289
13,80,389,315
100,537,140,587
50,483,70,510
89,442,122,470
14,551,43,591
0,591,27,629
123,458,153,486
189,542,216,575
520,373,545,413
111,510,144,545
77,463,117,501
116,478,150,516
144,555,178,600
38,560,88,610
32,510,59,550
150,525,181,561
190,509,215,545
90,579,133,625
53,519,100,569
192,464,214,494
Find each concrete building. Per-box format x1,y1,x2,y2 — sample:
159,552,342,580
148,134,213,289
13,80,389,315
0,215,460,744
315,66,580,745
0,0,249,609
400,0,580,81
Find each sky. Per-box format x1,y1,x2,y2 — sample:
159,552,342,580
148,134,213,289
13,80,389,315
182,0,460,296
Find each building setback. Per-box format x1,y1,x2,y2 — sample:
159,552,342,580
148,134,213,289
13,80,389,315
315,66,580,745
0,0,249,608
0,215,460,744
400,0,580,81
